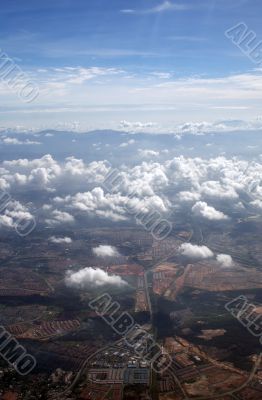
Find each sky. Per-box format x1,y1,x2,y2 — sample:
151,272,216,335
0,0,262,132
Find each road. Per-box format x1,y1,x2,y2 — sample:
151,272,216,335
58,338,124,399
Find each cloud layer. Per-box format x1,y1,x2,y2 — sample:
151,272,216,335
0,152,261,230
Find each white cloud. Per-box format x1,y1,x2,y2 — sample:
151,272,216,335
179,243,214,259
46,210,75,225
1,155,110,192
92,245,120,258
53,175,169,222
1,153,261,228
54,187,128,222
216,254,233,267
200,181,239,200
192,201,229,221
119,139,135,147
2,66,262,132
49,236,72,244
1,137,41,145
119,120,157,132
250,199,262,209
138,149,160,158
0,200,34,229
0,177,10,190
65,267,127,288
0,215,14,228
62,66,123,85
178,191,201,202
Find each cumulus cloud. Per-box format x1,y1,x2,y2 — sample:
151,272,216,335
93,245,120,258
138,149,160,158
119,139,135,148
54,187,128,222
179,243,214,259
250,199,262,209
65,267,127,288
1,154,110,191
49,236,72,244
175,121,240,135
192,201,229,220
46,209,75,225
200,181,238,200
0,177,10,190
0,200,34,229
53,180,169,222
178,191,201,202
0,153,261,228
216,254,233,267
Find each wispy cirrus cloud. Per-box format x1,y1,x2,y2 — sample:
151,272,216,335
2,66,262,131
36,66,124,86
121,1,191,15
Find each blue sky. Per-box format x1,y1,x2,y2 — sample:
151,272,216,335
0,0,262,132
